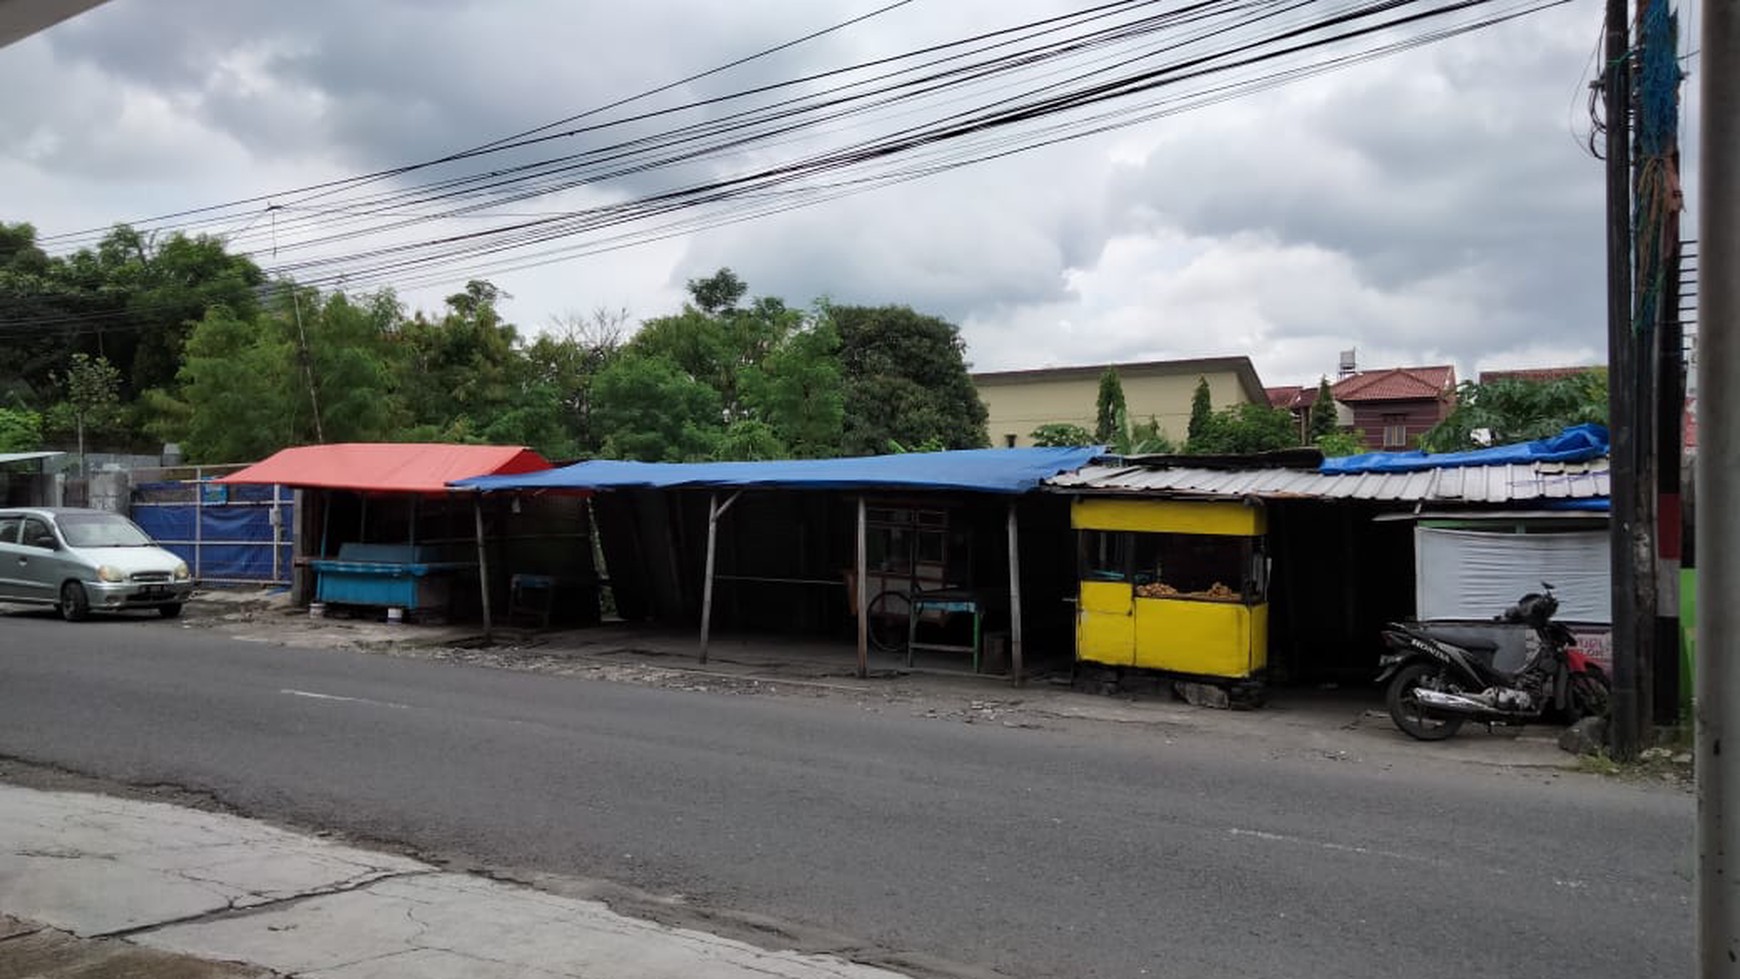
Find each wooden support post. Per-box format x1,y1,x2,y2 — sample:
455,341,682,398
698,491,741,664
1007,499,1025,686
856,496,868,679
473,495,493,644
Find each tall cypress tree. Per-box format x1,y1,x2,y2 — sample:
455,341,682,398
1187,376,1213,445
1094,368,1127,444
1307,376,1338,442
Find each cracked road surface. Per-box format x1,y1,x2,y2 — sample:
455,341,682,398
0,613,1694,978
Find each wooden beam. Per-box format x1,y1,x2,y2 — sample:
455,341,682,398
473,495,493,644
856,496,868,679
1007,500,1025,686
698,491,741,664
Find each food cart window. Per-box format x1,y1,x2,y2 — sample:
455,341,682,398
1080,529,1130,581
868,525,912,573
1131,532,1247,600
916,529,946,565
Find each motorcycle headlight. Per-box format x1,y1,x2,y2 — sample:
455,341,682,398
172,562,191,582
96,565,125,583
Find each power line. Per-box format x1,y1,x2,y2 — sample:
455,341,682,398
33,0,927,247
3,0,1569,338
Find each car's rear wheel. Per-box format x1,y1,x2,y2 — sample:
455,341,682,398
59,581,90,622
158,602,183,619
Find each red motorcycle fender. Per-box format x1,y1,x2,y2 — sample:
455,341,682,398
1564,648,1593,674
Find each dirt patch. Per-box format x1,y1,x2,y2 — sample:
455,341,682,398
0,916,277,978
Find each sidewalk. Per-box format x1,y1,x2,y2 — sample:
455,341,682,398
0,784,909,979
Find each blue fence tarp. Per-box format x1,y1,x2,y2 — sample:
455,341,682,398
132,496,293,582
454,446,1104,495
1319,423,1610,475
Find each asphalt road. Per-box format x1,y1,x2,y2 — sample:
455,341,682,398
0,612,1692,978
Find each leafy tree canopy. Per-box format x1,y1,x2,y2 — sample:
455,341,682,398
1030,422,1093,447
832,304,987,456
1314,430,1366,457
1185,402,1298,455
0,407,42,452
1420,371,1608,452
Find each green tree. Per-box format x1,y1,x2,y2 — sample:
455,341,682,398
0,223,264,435
713,419,788,461
0,222,87,408
1186,402,1299,455
739,314,842,457
58,353,121,475
522,308,626,456
592,355,723,462
1187,376,1214,444
1094,368,1127,444
630,274,803,423
1029,422,1093,447
150,285,401,462
1122,413,1175,455
388,280,564,449
1420,371,1609,451
831,304,988,456
0,407,42,452
688,267,748,315
1314,430,1366,457
1307,376,1338,442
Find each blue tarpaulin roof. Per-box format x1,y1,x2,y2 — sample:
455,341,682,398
1319,423,1610,475
453,446,1103,495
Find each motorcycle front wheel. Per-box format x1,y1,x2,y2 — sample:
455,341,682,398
1387,662,1467,741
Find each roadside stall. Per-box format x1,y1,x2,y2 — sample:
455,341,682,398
455,447,1098,681
216,443,567,624
1071,497,1269,700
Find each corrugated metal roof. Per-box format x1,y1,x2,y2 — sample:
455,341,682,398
0,451,65,466
1046,458,1609,503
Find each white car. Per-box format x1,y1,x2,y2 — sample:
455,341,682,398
0,507,194,621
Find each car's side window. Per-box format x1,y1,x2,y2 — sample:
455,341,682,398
20,517,57,550
0,516,20,544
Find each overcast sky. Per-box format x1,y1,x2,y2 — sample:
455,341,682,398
0,0,1690,388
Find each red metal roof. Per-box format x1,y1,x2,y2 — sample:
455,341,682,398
216,443,553,493
1332,365,1455,402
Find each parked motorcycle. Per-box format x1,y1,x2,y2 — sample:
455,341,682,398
1377,584,1610,741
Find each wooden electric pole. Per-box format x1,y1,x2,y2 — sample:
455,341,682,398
1604,0,1643,761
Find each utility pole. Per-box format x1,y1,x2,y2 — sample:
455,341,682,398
289,286,325,443
1696,0,1740,969
1604,0,1642,760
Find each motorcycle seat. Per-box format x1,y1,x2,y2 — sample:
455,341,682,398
1413,624,1501,653
1411,621,1535,675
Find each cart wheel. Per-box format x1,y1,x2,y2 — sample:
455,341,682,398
865,590,911,653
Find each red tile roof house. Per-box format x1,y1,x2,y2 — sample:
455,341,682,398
1330,365,1458,450
1265,384,1320,442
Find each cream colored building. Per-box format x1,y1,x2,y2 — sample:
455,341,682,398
972,357,1267,448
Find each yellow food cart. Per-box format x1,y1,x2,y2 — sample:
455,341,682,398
1072,497,1268,699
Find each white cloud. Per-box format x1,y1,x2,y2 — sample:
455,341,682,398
0,0,1636,388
